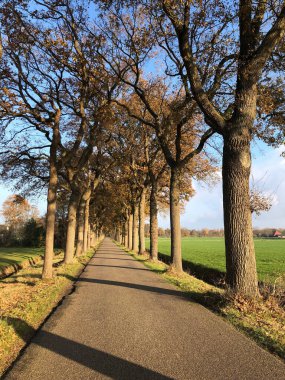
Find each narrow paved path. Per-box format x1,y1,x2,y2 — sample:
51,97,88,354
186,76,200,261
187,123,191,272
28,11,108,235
5,238,285,380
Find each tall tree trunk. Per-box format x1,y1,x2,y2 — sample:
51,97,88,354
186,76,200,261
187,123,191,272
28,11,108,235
132,203,139,253
115,226,121,242
75,195,86,257
42,127,59,279
64,189,81,264
121,223,125,245
90,229,95,247
119,225,123,244
87,223,91,251
170,167,182,272
223,128,258,297
125,217,129,248
83,197,90,252
83,178,98,251
121,224,124,245
149,179,158,261
128,212,133,250
139,187,146,255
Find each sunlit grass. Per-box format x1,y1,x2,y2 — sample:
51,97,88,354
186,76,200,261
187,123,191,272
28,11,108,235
145,237,285,284
0,247,44,269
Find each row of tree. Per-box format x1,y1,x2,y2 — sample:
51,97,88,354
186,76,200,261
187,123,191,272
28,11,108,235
0,1,284,297
145,226,285,238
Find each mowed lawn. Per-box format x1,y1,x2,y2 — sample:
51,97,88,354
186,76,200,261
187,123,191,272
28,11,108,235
0,247,44,269
145,237,285,284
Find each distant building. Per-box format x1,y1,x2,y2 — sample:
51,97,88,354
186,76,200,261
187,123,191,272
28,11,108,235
273,230,283,238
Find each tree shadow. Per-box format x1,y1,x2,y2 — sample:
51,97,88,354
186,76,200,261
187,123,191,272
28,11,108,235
73,277,230,312
4,317,173,380
4,273,41,280
95,251,128,255
1,279,36,287
228,318,285,360
0,256,45,281
0,272,42,286
93,257,134,261
55,274,226,310
75,277,191,299
87,264,148,271
157,252,226,288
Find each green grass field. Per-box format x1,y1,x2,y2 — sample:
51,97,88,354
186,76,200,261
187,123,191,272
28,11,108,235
0,247,44,269
145,237,285,284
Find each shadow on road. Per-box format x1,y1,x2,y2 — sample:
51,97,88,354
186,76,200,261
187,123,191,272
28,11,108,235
77,277,186,298
94,251,126,256
4,317,174,380
75,277,228,312
87,264,148,271
56,276,225,309
93,257,134,261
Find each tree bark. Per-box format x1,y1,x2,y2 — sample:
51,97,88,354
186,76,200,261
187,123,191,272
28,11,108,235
117,223,121,244
87,225,91,249
90,229,95,247
149,179,158,261
115,226,121,242
128,213,133,250
223,128,259,297
64,189,81,264
121,225,124,245
42,127,59,279
139,188,146,255
132,203,139,253
125,217,129,248
83,197,90,252
170,167,183,272
75,195,86,257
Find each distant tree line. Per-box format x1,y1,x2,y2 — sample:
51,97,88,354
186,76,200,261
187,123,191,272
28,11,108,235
145,226,285,238
144,225,224,238
253,228,285,238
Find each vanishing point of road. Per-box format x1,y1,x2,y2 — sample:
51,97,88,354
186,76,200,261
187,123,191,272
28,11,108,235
5,238,285,380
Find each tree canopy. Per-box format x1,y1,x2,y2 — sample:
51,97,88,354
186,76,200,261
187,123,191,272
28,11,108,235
0,0,284,297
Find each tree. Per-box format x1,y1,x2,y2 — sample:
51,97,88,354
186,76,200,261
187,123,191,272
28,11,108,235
151,0,285,296
1,194,39,244
1,195,38,227
22,218,45,247
107,113,149,253
250,190,273,216
96,4,217,272
0,1,68,277
0,0,118,273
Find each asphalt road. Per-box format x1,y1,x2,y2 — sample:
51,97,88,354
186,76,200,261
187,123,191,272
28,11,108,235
5,238,285,380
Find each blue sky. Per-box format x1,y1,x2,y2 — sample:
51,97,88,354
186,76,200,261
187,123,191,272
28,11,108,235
159,141,285,229
0,141,284,229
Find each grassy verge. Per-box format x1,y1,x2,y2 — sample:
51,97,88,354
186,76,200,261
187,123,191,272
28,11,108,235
0,247,46,279
119,245,285,362
0,247,45,269
0,244,99,376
